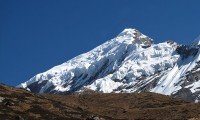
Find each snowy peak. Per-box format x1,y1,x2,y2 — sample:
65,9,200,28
18,28,176,94
17,28,200,102
117,28,141,37
116,28,153,46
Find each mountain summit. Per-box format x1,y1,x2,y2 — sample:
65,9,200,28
18,29,200,102
117,28,153,46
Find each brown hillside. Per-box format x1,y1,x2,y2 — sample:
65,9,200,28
0,84,200,120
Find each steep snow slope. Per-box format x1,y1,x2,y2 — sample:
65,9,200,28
18,28,200,102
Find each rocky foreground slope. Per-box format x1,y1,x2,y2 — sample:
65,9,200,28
1,84,200,120
18,28,200,102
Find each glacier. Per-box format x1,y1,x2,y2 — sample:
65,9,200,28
18,28,200,102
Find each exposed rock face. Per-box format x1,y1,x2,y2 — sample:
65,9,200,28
17,28,200,102
176,45,199,59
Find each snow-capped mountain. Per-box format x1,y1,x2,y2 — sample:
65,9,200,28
18,28,200,102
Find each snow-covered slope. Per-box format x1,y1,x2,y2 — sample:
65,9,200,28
18,28,200,102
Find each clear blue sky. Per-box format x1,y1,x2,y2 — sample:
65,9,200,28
1,0,200,86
